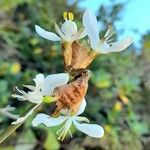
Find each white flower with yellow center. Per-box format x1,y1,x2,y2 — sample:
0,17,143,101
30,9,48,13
32,99,104,141
35,12,86,43
83,9,133,54
12,73,69,124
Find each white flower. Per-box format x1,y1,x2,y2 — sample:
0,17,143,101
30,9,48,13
32,99,104,141
35,18,86,42
83,9,133,54
12,73,69,124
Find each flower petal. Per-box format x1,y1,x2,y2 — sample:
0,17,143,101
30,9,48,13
72,27,87,40
33,73,44,89
83,9,99,49
42,73,69,96
77,28,87,40
23,85,35,91
25,90,43,103
55,23,66,40
100,37,133,54
12,103,40,124
32,113,66,127
35,25,61,41
76,98,86,115
75,116,89,123
73,121,104,138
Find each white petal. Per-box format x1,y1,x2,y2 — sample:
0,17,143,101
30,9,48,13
42,73,69,96
72,27,87,41
83,9,100,49
77,28,87,40
33,73,44,89
12,104,40,124
23,85,35,91
55,23,66,39
35,25,61,41
100,37,133,54
25,90,43,103
61,20,77,37
76,98,86,115
12,94,26,101
73,121,104,138
32,113,66,127
75,116,89,123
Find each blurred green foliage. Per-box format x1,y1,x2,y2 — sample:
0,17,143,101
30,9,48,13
0,0,150,150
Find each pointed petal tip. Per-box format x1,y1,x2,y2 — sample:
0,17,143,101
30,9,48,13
34,25,61,41
74,121,105,138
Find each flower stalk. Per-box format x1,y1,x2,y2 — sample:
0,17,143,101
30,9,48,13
0,103,38,144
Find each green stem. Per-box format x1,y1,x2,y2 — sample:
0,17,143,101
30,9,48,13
0,104,37,144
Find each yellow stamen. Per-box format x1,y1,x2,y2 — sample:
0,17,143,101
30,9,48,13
63,12,74,20
68,12,74,20
63,11,68,20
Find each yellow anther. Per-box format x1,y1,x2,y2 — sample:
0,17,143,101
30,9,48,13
68,12,74,20
63,11,68,20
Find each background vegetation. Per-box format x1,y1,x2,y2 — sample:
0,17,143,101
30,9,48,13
0,0,150,149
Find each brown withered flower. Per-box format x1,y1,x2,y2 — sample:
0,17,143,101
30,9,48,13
52,70,91,116
70,41,98,70
62,41,98,72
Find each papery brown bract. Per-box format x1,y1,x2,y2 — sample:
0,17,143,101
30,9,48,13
70,42,98,70
62,42,73,68
62,41,98,72
52,70,91,116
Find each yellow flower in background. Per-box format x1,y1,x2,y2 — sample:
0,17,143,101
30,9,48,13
10,63,21,74
119,94,129,105
0,62,9,75
104,124,111,133
114,102,122,112
33,48,43,55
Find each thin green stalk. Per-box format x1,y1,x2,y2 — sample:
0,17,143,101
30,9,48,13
0,104,37,144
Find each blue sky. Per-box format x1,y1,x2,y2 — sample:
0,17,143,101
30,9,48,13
77,0,150,48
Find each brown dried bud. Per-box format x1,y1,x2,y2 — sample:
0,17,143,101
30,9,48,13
52,70,91,116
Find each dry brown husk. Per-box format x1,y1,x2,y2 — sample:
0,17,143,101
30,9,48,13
52,70,91,116
62,41,98,72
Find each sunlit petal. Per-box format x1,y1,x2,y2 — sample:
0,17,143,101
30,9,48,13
55,23,66,39
33,73,44,90
100,37,133,54
77,28,87,39
42,73,69,96
73,27,87,40
23,85,35,91
73,121,104,138
25,90,43,103
75,116,89,123
35,25,61,41
61,20,77,37
76,98,86,115
32,113,66,127
83,9,99,49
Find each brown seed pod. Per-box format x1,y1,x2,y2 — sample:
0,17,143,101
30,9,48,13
52,70,91,116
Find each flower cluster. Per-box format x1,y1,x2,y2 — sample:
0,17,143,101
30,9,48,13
12,9,133,140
